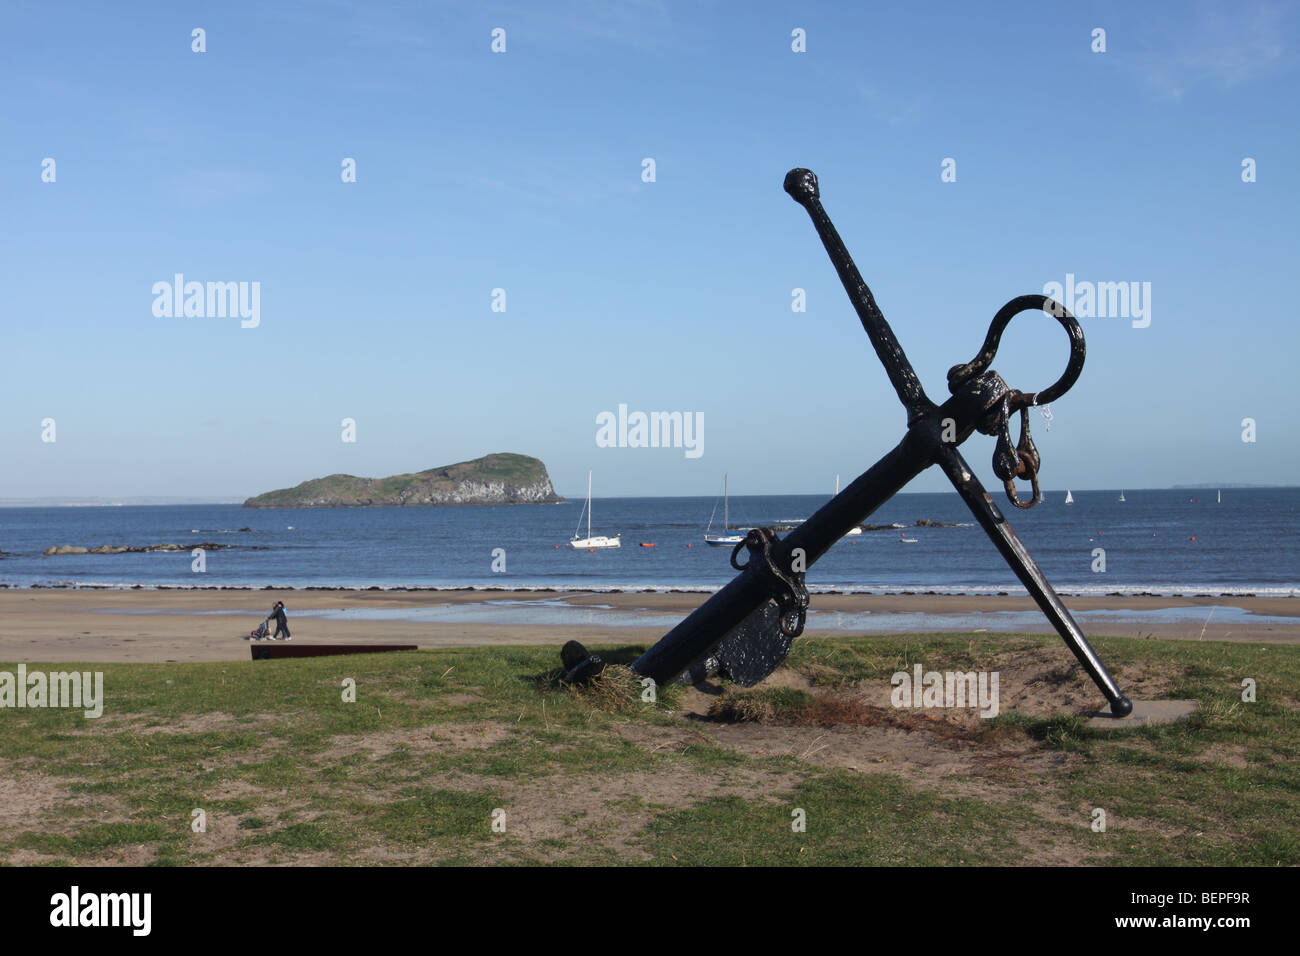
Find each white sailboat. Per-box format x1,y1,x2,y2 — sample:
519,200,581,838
569,470,620,549
1065,490,1075,505
1118,491,1126,502
836,474,862,535
1217,489,1222,504
704,474,745,546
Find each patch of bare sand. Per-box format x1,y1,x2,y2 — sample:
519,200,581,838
184,821,294,866
204,779,267,801
202,841,420,867
1109,736,1254,774
63,711,284,737
1194,742,1251,768
441,693,486,707
0,758,139,864
609,656,1185,864
664,655,1115,781
315,721,514,763
801,644,1179,721
2,848,61,865
0,764,65,831
421,765,802,863
86,844,160,866
617,714,1115,864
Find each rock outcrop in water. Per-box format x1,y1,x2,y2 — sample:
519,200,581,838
44,542,243,555
242,452,564,508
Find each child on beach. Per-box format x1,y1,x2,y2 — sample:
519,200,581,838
269,601,291,641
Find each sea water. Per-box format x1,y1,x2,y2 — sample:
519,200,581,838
0,488,1295,596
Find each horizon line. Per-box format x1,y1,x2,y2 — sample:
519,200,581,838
0,484,1292,507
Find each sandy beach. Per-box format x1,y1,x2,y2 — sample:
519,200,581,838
1,588,1296,663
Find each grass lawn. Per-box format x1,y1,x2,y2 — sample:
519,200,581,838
1,633,1296,866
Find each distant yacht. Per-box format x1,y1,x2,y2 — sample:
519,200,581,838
704,474,745,547
570,470,620,549
1218,489,1222,504
1065,490,1074,505
1118,491,1126,502
836,474,862,536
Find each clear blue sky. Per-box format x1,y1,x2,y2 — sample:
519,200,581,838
2,0,1296,499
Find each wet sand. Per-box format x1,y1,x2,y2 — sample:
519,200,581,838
0,588,1296,663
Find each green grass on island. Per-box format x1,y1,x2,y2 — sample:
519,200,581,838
1,633,1296,866
242,452,559,507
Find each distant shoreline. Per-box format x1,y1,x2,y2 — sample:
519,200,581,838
2,484,1297,507
1,581,1295,599
0,499,248,508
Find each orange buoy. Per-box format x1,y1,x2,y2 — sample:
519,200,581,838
639,542,654,547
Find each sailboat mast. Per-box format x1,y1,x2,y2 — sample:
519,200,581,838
723,474,729,531
587,470,592,540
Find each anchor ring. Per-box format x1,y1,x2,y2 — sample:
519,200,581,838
947,294,1086,408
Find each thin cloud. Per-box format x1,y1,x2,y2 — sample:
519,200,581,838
159,168,272,209
1137,0,1292,99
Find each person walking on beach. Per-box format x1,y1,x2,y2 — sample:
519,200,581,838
269,600,291,641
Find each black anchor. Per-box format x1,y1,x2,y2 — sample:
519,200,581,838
562,169,1132,719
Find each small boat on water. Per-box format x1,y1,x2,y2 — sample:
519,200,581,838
1118,491,1126,502
569,470,620,549
1065,490,1074,505
704,474,745,546
899,532,918,543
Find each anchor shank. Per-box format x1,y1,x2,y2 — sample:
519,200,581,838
781,431,928,567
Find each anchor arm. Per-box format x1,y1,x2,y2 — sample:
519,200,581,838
935,443,1133,716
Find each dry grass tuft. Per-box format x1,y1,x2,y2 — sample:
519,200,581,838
798,695,890,727
707,695,776,723
567,665,645,714
702,685,1027,749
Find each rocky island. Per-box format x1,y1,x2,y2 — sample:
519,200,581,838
242,452,564,508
